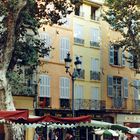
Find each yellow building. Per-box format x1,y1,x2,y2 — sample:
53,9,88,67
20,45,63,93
72,0,103,116
35,14,74,117
101,5,140,125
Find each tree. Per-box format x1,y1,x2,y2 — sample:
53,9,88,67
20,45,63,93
103,0,140,70
0,0,75,139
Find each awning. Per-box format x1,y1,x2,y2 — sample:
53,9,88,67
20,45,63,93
111,124,130,133
95,129,119,137
0,110,28,120
130,128,140,135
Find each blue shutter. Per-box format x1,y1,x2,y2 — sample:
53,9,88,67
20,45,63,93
129,53,134,68
109,46,114,64
122,52,125,66
107,75,114,97
123,78,128,98
134,80,138,99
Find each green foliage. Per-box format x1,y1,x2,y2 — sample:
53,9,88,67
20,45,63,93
0,0,73,95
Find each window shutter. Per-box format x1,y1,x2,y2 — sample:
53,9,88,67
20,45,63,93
122,52,125,66
60,38,70,61
60,77,70,99
107,75,114,97
123,78,128,98
109,46,114,65
129,53,134,68
134,80,138,100
39,75,50,97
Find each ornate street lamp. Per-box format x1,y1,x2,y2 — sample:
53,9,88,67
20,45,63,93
64,52,82,117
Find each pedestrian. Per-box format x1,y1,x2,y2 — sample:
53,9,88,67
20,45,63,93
65,131,74,140
49,130,56,140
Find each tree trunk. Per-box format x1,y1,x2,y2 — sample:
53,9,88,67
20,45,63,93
0,0,27,139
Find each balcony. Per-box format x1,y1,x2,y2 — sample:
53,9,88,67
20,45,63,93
90,41,100,48
90,71,101,80
60,99,70,109
74,99,105,110
74,37,84,45
78,69,85,79
111,98,127,110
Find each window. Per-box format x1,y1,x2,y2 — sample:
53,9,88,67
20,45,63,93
91,58,100,72
134,80,140,109
74,85,84,109
90,58,100,80
109,46,125,66
90,87,100,109
134,80,140,99
60,37,70,61
75,5,84,17
75,85,84,99
60,77,70,99
39,75,50,97
91,87,99,100
39,32,52,59
74,24,84,45
90,28,100,47
91,6,100,21
108,76,128,98
107,76,128,108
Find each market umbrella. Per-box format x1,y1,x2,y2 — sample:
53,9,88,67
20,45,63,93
111,124,130,133
94,129,119,137
130,128,140,135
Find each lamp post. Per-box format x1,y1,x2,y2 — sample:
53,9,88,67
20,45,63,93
64,52,82,117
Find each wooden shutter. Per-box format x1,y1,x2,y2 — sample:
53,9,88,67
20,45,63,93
60,37,70,61
122,52,125,66
123,78,128,98
109,46,114,65
60,77,70,99
134,80,138,100
39,75,50,97
107,75,114,97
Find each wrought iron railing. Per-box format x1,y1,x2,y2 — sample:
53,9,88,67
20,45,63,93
90,71,101,80
60,99,70,109
73,99,105,110
78,69,85,79
74,37,84,45
90,41,100,47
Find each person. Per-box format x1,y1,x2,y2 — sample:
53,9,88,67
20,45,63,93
49,130,56,140
133,136,138,140
65,131,73,140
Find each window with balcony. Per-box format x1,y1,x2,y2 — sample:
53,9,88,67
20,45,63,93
60,77,70,108
39,75,51,108
90,28,100,48
90,87,100,110
109,46,125,66
75,85,84,110
90,58,100,80
60,37,70,62
107,76,128,108
74,24,84,45
74,56,85,79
